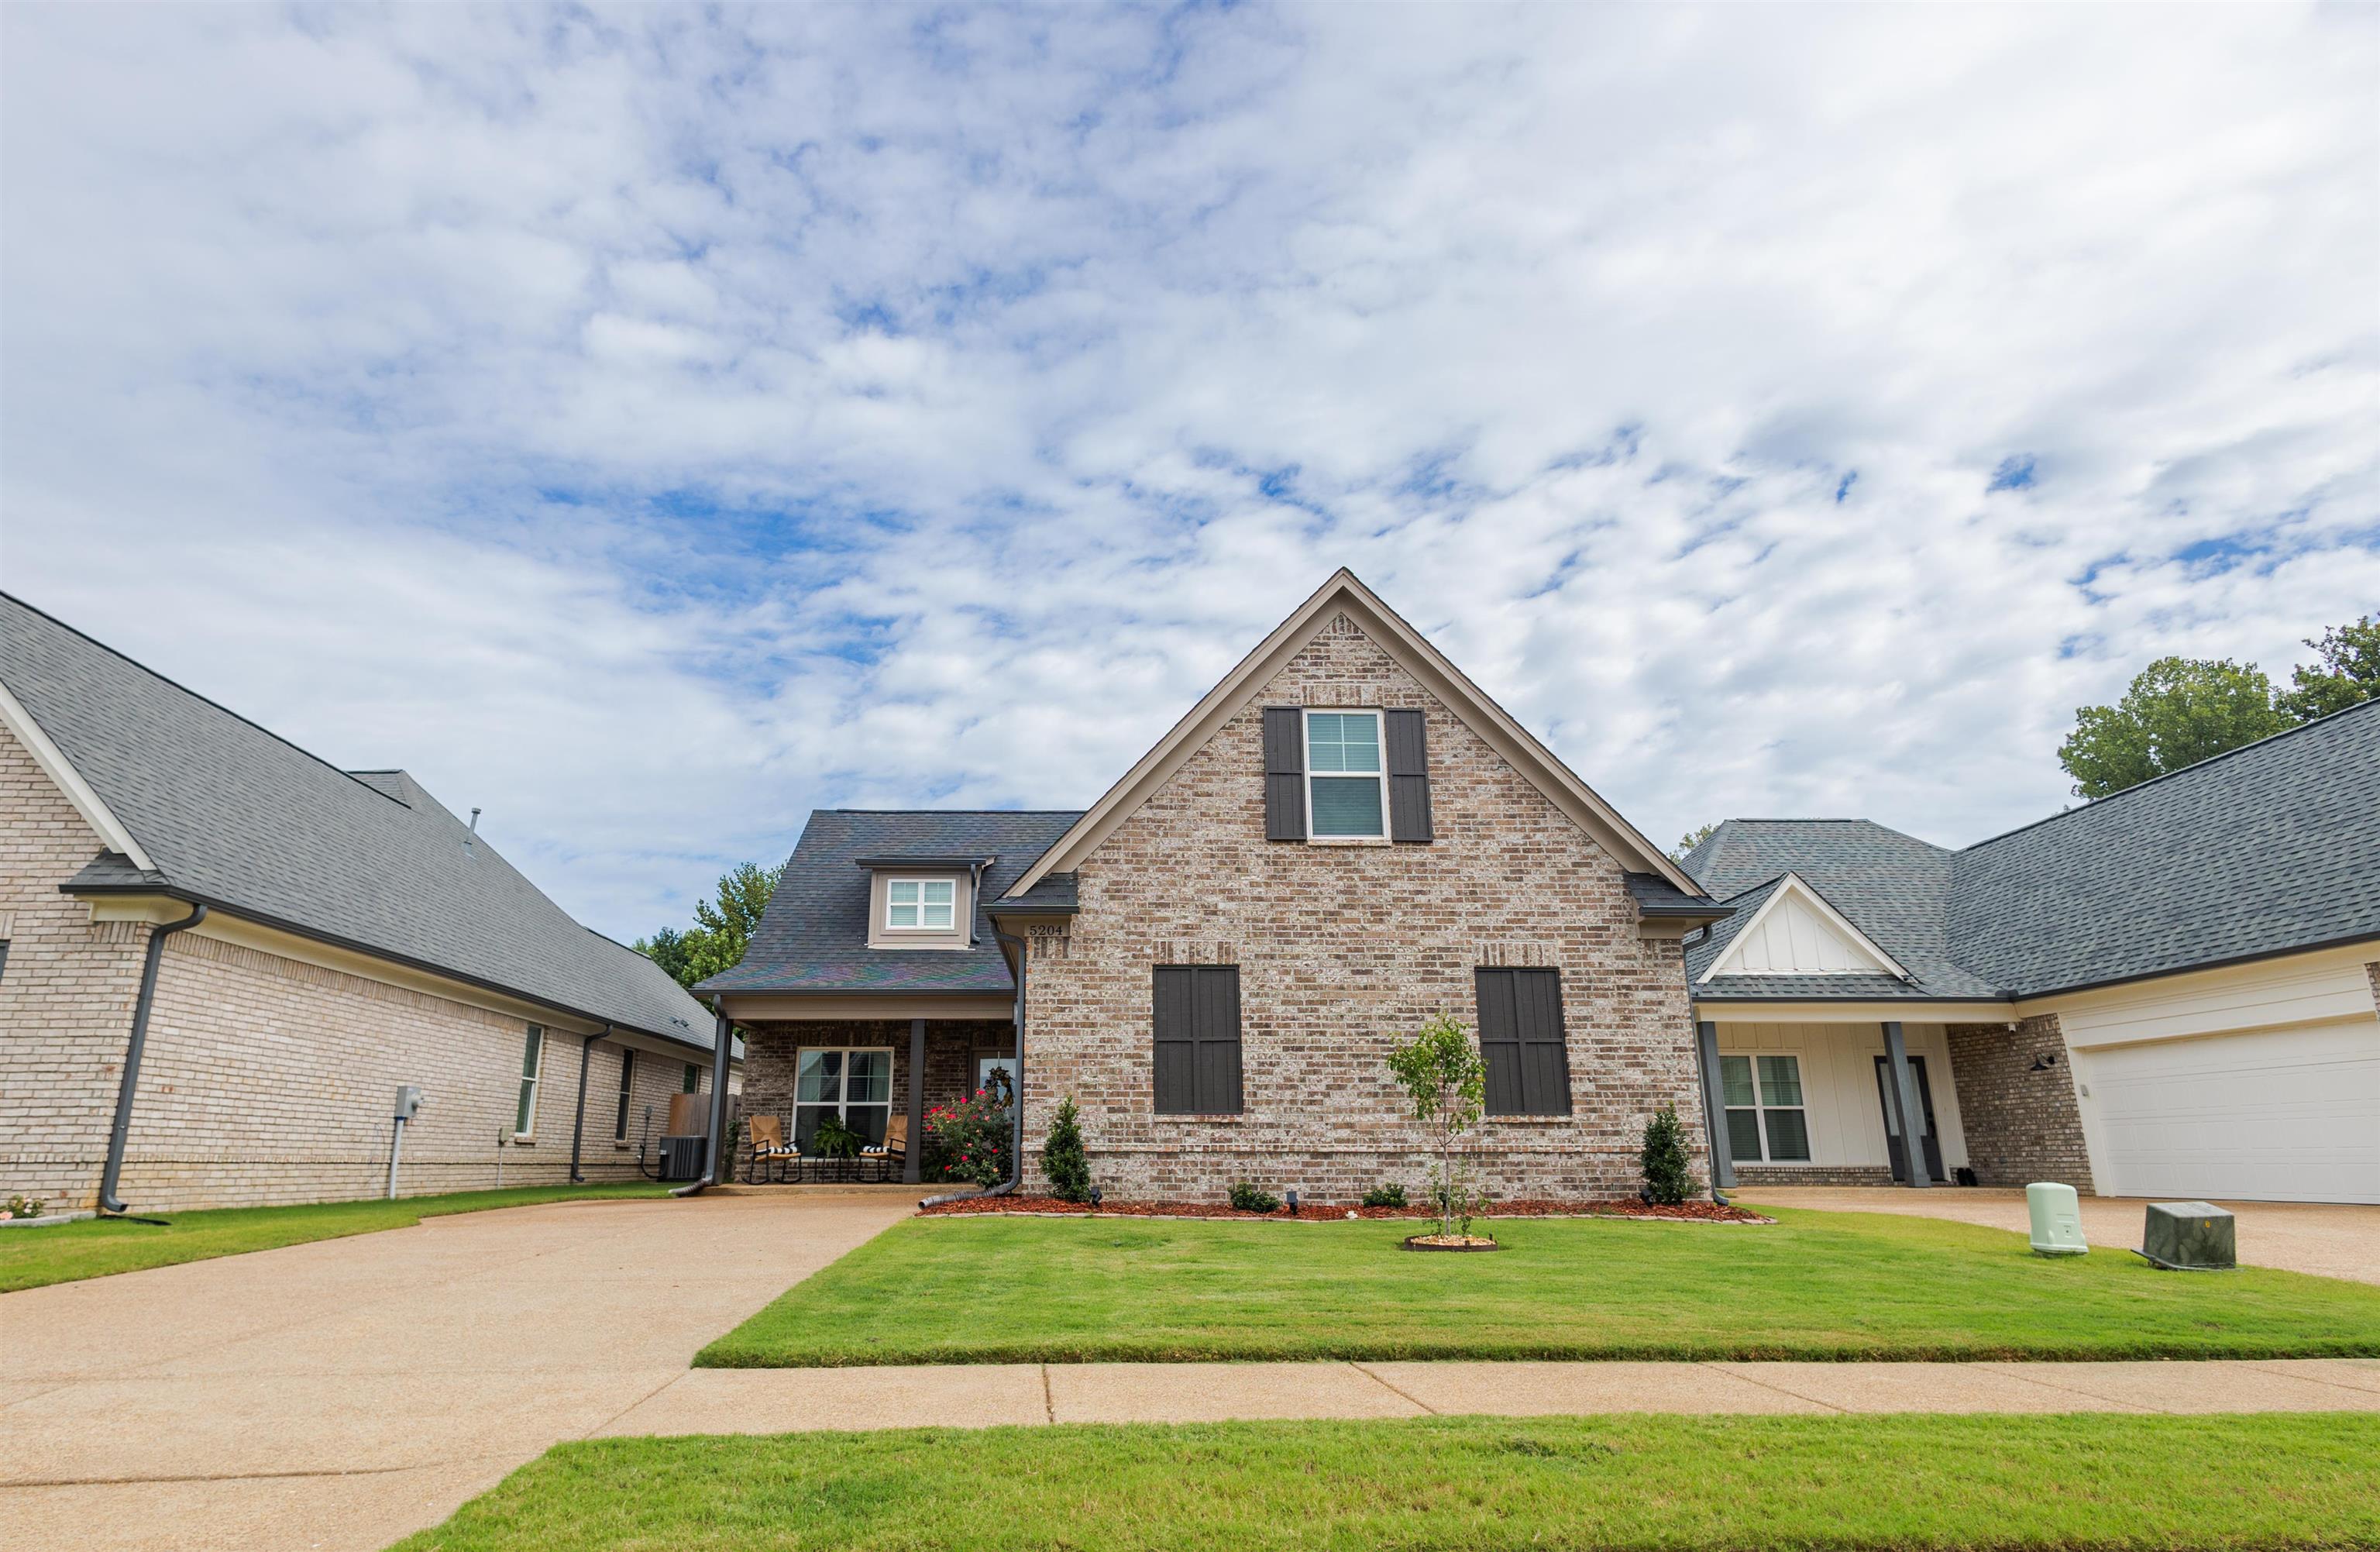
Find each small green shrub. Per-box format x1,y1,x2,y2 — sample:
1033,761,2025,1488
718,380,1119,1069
1227,1181,1281,1213
1360,1183,1408,1209
1041,1096,1092,1203
1640,1102,1696,1205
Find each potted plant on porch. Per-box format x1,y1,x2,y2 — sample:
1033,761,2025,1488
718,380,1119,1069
1387,1013,1498,1250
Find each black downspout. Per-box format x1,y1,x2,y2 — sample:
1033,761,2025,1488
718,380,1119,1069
673,997,736,1197
569,1024,610,1184
922,925,1027,1207
99,902,208,1215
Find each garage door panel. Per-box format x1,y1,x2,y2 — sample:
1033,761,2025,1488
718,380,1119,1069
2084,1020,2380,1204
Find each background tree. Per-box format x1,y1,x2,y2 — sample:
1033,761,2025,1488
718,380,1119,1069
2057,656,2289,800
2275,616,2379,722
635,860,784,989
1670,822,1718,863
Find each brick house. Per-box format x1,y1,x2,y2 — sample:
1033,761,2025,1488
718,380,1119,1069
0,592,736,1213
1682,700,2379,1205
700,571,1734,1202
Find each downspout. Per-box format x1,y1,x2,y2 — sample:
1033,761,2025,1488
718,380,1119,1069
99,902,208,1215
568,1024,611,1184
922,925,1027,1206
672,996,736,1197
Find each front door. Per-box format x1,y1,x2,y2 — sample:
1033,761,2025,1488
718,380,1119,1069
1873,1055,1947,1182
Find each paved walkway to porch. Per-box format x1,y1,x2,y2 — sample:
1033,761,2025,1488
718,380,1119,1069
597,1356,2380,1436
1733,1186,2380,1286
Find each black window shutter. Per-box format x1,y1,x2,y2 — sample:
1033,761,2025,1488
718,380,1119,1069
1262,706,1305,841
1476,967,1572,1116
1154,965,1243,1114
1385,708,1432,841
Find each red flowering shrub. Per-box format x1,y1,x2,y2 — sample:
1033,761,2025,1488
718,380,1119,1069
923,1087,1013,1187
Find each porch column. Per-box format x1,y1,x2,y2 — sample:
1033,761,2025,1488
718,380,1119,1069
904,1017,927,1186
1694,1020,1736,1191
1882,1020,1930,1189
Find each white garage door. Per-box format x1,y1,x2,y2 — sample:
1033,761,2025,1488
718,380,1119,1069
2084,1020,2380,1203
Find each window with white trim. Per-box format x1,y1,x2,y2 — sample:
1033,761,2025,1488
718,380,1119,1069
514,1025,544,1139
1305,710,1387,838
794,1046,894,1149
613,1050,636,1143
1718,1053,1810,1163
885,877,957,931
682,1062,700,1094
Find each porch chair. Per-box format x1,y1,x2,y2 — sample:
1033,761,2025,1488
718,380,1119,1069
747,1114,798,1183
860,1114,908,1183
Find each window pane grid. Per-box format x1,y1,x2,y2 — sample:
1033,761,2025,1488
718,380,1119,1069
792,1046,894,1148
1305,710,1387,838
1721,1051,1807,1163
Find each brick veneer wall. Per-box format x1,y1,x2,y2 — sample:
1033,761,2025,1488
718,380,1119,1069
0,719,727,1212
1944,1015,2095,1193
1732,1165,1894,1187
0,721,154,1206
1021,610,1711,1203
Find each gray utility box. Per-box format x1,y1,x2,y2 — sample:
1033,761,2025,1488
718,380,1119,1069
2138,1201,2236,1270
658,1135,707,1182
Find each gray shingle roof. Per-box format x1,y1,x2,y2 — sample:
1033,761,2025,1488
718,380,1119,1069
1684,701,2380,1002
697,810,1082,995
1622,871,1732,918
2,593,720,1052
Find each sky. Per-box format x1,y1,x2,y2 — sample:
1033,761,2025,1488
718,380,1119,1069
2,3,2375,942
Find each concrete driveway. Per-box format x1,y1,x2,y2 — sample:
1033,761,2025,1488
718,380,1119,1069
1735,1187,2380,1285
0,1188,915,1552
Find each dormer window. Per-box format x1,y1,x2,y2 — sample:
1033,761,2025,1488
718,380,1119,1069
886,878,956,931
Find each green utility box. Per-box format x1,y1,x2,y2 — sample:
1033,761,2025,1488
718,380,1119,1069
2138,1200,2236,1270
2025,1181,2089,1256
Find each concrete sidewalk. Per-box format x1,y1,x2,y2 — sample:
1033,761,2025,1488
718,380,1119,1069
603,1356,2380,1435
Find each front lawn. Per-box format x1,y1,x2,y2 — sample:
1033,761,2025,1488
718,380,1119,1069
698,1206,2380,1366
0,1181,668,1293
389,1413,2380,1551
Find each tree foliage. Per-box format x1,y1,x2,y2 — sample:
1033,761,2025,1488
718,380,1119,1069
2056,656,2289,800
1639,1103,1695,1206
1386,1013,1488,1239
635,861,784,989
1041,1096,1093,1203
1670,823,1718,863
2275,616,2380,723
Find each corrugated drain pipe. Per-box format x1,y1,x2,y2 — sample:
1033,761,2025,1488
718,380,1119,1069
921,926,1027,1207
99,901,208,1215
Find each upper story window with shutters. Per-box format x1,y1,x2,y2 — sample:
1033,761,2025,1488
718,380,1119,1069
1263,705,1433,845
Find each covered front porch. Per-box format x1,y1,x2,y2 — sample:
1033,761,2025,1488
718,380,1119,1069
731,1000,1018,1186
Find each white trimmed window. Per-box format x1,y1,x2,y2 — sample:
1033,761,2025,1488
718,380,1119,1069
514,1025,544,1139
1305,710,1387,838
885,877,957,931
613,1050,636,1143
682,1062,700,1094
1718,1053,1810,1163
795,1046,894,1149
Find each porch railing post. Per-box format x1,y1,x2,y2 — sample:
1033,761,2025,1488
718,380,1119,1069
904,1017,926,1186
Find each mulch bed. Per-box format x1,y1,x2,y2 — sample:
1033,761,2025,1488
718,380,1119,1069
917,1195,1770,1224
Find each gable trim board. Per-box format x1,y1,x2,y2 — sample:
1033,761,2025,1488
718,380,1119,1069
1695,873,1911,983
1006,569,1698,901
0,674,154,869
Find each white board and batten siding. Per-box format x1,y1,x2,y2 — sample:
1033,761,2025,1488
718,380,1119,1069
1701,877,1903,981
2052,952,2380,1205
1711,1021,1970,1175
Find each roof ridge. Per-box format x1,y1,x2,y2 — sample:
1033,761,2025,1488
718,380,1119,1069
2,590,413,811
819,807,1087,815
1962,696,2380,855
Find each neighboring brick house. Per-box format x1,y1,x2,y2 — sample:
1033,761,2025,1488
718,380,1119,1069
0,593,737,1213
1681,698,2379,1205
701,571,1732,1202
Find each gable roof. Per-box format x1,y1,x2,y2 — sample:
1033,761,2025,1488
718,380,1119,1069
1696,872,1910,982
697,809,1082,995
1684,700,2380,1003
1008,569,1700,898
1,592,721,1053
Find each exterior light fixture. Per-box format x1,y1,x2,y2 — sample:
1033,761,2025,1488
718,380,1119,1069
1088,1186,1103,1210
1286,1189,1300,1216
2029,1053,2059,1072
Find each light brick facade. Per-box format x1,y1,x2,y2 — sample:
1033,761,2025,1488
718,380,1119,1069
1016,611,1711,1203
0,720,725,1213
1943,1014,2095,1192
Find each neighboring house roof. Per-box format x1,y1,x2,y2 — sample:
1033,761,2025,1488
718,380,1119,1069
1007,569,1703,900
1684,700,2380,1003
1,592,723,1054
698,810,1083,996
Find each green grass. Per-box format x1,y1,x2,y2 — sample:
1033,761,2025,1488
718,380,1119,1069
698,1207,2380,1367
0,1182,668,1292
390,1413,2380,1551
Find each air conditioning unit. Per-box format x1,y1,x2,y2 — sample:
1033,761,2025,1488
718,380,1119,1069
659,1135,707,1182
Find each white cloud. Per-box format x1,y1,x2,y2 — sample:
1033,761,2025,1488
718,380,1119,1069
2,2,2374,935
